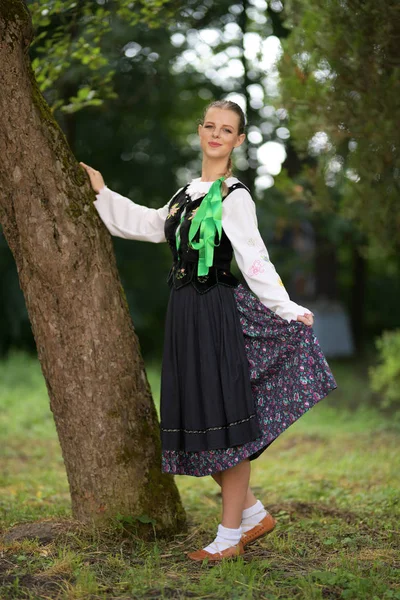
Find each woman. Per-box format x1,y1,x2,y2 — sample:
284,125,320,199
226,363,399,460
80,99,337,562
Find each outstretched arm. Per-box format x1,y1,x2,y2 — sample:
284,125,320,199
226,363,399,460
80,162,171,243
222,188,314,325
93,185,170,243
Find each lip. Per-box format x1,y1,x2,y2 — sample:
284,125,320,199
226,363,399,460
208,141,222,147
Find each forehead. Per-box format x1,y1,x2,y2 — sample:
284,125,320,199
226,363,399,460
203,107,239,128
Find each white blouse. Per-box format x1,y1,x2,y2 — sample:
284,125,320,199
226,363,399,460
93,177,312,322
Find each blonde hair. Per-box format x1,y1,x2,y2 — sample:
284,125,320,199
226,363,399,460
199,100,246,197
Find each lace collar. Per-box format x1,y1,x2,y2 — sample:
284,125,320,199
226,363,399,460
186,176,238,199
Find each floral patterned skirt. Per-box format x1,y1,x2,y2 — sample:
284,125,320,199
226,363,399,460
160,283,337,477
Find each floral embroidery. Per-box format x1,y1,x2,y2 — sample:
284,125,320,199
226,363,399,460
277,277,285,287
248,237,265,251
247,259,265,277
188,206,199,220
175,267,186,279
259,252,271,262
167,202,180,219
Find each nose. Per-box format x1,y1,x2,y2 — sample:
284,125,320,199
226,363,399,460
212,128,221,138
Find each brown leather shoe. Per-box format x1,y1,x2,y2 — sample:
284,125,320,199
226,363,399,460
241,513,277,547
187,540,245,562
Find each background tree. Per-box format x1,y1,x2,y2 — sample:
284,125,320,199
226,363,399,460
275,0,400,349
277,0,400,255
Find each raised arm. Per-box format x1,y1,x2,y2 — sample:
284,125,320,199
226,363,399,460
222,188,313,323
93,185,172,243
80,161,172,243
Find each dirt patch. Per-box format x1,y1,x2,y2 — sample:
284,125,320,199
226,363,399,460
356,547,400,566
1,519,80,545
276,434,326,450
268,501,358,524
0,556,73,599
144,589,200,598
0,571,69,598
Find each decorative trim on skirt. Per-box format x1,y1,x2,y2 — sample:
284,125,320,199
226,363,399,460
161,283,337,477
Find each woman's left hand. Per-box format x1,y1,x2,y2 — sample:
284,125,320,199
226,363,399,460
297,312,314,327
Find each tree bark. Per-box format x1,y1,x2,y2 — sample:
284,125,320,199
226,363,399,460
0,1,186,536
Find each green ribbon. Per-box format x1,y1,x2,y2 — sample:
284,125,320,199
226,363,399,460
176,176,225,276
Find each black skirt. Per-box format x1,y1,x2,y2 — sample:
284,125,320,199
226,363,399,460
160,283,262,452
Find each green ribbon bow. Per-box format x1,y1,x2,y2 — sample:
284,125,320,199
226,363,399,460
176,176,225,276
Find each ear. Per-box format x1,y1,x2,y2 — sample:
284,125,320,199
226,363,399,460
198,123,203,135
234,133,246,148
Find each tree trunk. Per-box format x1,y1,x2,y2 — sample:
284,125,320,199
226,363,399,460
314,229,339,301
0,0,186,536
239,0,257,196
350,243,367,353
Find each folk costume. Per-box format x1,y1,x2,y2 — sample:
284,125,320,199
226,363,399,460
93,176,337,478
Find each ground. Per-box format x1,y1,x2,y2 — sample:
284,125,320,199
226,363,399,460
0,350,399,599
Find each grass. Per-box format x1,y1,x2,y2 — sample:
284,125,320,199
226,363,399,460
0,349,399,599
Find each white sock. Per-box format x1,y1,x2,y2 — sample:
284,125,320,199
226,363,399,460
241,499,268,533
203,523,243,554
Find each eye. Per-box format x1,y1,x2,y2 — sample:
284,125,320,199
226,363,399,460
204,125,212,128
224,128,233,133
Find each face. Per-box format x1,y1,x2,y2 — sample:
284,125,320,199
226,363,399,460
198,107,246,160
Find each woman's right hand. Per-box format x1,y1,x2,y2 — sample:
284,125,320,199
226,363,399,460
79,162,105,193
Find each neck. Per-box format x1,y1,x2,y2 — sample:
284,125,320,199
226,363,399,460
200,156,229,182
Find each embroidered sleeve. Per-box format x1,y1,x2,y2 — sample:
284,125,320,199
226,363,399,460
93,185,174,243
222,189,313,323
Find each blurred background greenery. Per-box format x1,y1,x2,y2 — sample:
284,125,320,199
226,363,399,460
1,0,399,412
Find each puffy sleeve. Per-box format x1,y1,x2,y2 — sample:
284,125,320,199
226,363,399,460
222,188,313,323
92,185,175,243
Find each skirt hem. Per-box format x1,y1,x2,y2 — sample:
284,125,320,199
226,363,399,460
161,382,337,477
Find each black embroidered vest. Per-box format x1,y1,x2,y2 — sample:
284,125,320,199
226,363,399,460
164,181,250,294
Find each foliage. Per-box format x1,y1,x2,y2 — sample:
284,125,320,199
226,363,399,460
277,0,400,258
369,329,400,417
27,0,182,113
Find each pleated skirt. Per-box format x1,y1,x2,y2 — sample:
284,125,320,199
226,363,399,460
160,282,337,477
